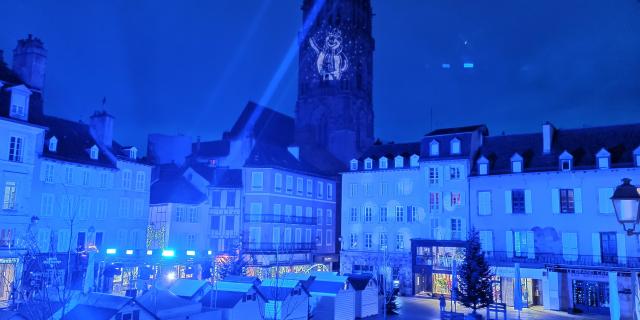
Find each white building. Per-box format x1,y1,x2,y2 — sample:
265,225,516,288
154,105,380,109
469,122,640,318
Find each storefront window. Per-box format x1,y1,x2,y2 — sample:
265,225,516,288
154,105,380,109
573,280,610,312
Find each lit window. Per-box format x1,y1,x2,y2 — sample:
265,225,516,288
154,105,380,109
49,136,58,152
429,192,441,213
2,181,17,210
8,136,24,162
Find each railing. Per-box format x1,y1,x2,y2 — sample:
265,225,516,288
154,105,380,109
416,251,640,269
243,214,317,225
241,241,316,253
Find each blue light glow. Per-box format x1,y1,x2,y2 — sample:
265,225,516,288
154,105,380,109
463,62,474,68
186,250,196,256
146,250,153,255
441,63,451,69
106,248,116,255
162,249,175,257
125,249,133,255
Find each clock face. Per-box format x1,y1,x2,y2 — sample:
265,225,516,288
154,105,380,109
308,27,350,81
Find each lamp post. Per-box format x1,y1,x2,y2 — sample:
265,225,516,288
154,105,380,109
611,178,640,236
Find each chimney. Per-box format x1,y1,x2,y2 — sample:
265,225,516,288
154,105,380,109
542,122,555,154
12,34,47,90
90,110,114,148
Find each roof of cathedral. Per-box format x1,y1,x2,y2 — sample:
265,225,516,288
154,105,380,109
150,163,206,204
472,123,640,175
426,124,488,136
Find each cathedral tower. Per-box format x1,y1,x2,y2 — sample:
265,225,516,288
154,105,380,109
295,0,375,164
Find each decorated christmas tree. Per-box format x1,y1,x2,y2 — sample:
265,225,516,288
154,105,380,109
454,228,494,316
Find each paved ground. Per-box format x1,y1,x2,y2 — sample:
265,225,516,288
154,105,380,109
373,296,611,320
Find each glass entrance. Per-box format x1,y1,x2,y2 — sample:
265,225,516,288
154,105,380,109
572,280,610,314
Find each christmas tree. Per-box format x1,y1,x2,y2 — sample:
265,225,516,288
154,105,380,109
454,228,494,316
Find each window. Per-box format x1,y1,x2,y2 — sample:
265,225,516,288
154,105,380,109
250,202,262,215
90,145,99,160
307,229,314,243
285,205,292,216
451,219,462,240
326,209,332,225
407,206,417,222
317,209,323,225
78,198,90,220
410,155,419,167
294,177,302,195
327,183,333,200
396,234,404,250
350,183,357,197
449,166,461,180
379,157,388,169
8,136,24,162
380,183,388,196
428,167,440,185
350,208,358,222
41,193,55,216
597,157,609,169
317,181,324,199
600,232,617,264
560,189,575,214
513,231,532,258
364,158,373,170
295,206,302,217
135,172,145,191
394,156,404,168
226,191,236,207
306,179,313,197
429,140,439,156
99,172,109,188
274,173,282,192
3,182,17,210
211,216,221,230
429,192,441,213
82,170,90,186
251,172,263,191
511,189,526,214
364,183,371,196
478,191,492,215
305,207,312,218
225,216,234,231
186,234,197,249
316,229,322,245
187,207,198,222
44,164,55,183
364,233,372,249
350,159,358,171
431,218,440,239
119,198,130,218
561,160,571,171
273,204,281,215
479,163,488,175
96,199,107,220
285,176,293,193
122,170,132,189
379,233,388,248
450,138,461,155
512,161,522,173
49,137,58,152
129,147,137,160
9,90,28,118
451,192,462,207
211,191,221,207
395,206,404,222
364,207,373,222
379,207,388,222
284,228,292,243
350,234,358,248
326,230,332,245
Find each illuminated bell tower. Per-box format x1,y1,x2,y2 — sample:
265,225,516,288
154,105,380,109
295,0,375,164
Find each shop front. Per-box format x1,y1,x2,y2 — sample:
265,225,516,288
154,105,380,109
411,239,466,296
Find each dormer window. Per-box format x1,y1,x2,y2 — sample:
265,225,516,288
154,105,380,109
364,158,373,170
511,153,523,173
90,145,99,160
350,159,358,171
635,146,640,167
379,157,388,169
410,154,419,167
596,148,610,169
49,136,58,152
429,140,439,156
450,138,461,155
129,147,138,160
8,85,32,121
559,150,573,171
394,156,404,168
477,156,489,175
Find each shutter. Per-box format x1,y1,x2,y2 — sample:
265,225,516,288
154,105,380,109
617,233,627,264
444,166,450,180
459,165,467,180
526,231,535,259
504,190,512,214
574,188,582,213
551,189,560,214
444,192,452,212
506,231,514,258
525,190,533,214
39,163,45,181
514,232,522,256
598,188,614,214
438,167,443,186
592,233,601,263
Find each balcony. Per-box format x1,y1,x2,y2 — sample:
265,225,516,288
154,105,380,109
243,214,317,225
416,251,640,270
241,241,316,253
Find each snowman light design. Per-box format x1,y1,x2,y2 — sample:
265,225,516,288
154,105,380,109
309,28,349,80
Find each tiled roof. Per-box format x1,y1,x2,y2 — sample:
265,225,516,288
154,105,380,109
426,125,487,136
150,164,207,204
473,123,640,175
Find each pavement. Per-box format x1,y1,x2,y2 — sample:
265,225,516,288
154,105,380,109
373,296,611,320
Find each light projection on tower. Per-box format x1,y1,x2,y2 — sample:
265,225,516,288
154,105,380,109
309,28,349,80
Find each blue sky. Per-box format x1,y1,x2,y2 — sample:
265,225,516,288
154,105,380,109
1,0,639,151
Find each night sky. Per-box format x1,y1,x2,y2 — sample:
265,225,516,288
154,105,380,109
1,0,639,152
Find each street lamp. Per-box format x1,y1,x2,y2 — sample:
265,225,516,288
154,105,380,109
611,178,640,236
